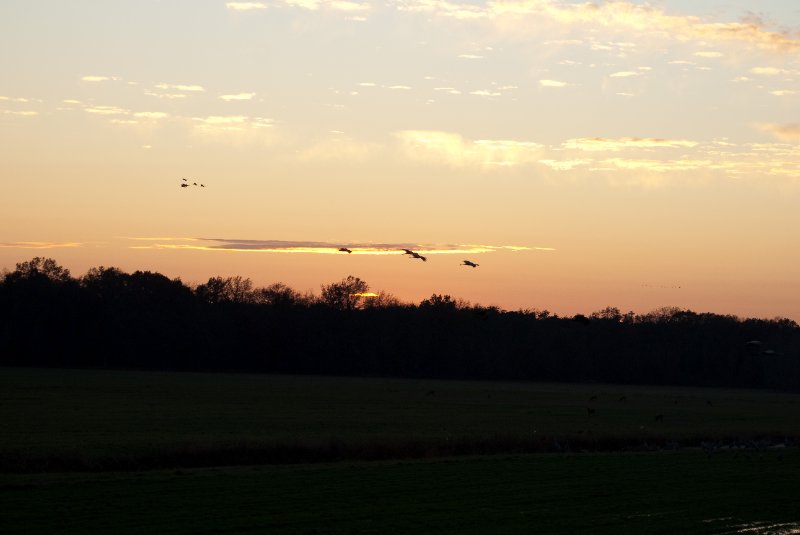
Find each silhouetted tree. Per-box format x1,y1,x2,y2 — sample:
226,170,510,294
254,282,301,307
196,276,254,304
320,276,369,311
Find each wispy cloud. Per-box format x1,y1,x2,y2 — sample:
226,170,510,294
81,75,121,82
219,92,257,101
144,90,187,99
396,130,542,167
694,51,724,58
0,241,84,249
564,137,699,151
539,79,569,87
609,71,641,78
750,67,792,76
84,105,130,116
193,115,273,131
539,159,592,171
273,0,370,12
397,1,800,52
226,2,268,10
127,237,548,255
0,110,38,116
155,83,205,92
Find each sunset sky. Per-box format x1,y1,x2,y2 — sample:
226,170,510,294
1,1,799,320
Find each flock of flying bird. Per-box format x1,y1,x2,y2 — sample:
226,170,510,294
338,247,479,268
180,178,479,268
180,178,205,188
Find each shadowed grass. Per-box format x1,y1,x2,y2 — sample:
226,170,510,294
2,367,799,473
2,451,800,534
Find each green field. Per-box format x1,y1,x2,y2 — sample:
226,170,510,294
2,452,800,534
2,367,799,471
2,368,800,533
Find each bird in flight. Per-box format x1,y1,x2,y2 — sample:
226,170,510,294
401,249,415,255
338,247,353,254
181,178,188,182
180,183,189,188
410,252,427,262
461,260,479,268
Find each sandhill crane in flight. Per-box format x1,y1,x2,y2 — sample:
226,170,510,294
180,183,189,188
181,178,188,182
462,260,479,268
338,247,353,254
401,249,415,256
200,184,205,187
410,252,427,262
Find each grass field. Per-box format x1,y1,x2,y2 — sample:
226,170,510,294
2,367,799,471
2,452,800,534
2,368,800,534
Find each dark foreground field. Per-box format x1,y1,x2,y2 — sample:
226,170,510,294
2,368,800,471
1,368,799,533
2,452,800,534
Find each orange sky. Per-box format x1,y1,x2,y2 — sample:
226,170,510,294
1,1,799,320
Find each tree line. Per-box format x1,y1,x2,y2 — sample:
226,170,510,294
1,257,798,390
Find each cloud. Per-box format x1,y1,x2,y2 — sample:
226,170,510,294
609,71,641,78
191,115,275,144
396,130,542,167
458,54,484,59
398,1,800,52
563,137,699,151
539,79,569,87
219,92,257,101
600,158,713,172
193,115,272,128
538,159,592,171
84,105,130,115
750,67,792,76
470,89,501,97
273,0,370,12
81,75,121,82
0,241,83,249
770,90,797,97
155,83,205,92
756,123,800,141
144,90,188,99
226,2,268,10
127,237,547,255
0,110,38,116
694,51,724,58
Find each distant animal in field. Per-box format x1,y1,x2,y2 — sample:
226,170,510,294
654,414,664,422
618,396,627,402
588,395,597,402
706,399,713,406
338,247,352,254
461,260,478,268
587,407,596,416
426,390,436,396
